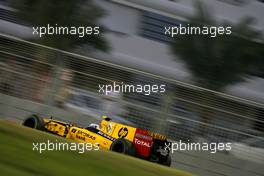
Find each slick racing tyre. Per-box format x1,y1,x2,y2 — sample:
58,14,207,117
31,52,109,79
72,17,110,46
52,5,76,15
160,155,172,167
22,114,45,130
110,138,136,156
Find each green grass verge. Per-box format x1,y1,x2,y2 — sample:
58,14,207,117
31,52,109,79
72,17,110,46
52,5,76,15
0,120,194,176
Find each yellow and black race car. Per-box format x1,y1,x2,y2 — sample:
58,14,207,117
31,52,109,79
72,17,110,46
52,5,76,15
22,114,172,166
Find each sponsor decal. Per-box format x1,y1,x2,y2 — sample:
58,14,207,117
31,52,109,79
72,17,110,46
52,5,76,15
77,130,96,140
135,133,152,141
134,138,152,148
118,127,128,138
76,134,85,141
147,131,166,141
98,131,115,141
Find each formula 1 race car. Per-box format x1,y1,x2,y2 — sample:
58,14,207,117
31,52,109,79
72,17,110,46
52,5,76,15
22,115,172,166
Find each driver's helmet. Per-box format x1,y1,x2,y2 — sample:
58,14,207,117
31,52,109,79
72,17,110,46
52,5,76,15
88,123,99,129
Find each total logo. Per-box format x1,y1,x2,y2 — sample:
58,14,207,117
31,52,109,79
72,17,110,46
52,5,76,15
134,138,152,148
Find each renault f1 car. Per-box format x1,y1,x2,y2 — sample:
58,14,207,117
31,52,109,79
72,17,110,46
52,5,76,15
22,115,172,166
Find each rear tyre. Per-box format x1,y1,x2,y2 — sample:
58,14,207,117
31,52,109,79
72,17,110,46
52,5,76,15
160,155,172,167
22,114,45,130
110,138,136,156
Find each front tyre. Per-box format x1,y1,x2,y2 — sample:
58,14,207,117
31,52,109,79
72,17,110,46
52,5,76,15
22,114,45,130
110,138,136,156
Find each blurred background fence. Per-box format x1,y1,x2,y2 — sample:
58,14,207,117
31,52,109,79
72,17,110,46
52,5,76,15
0,33,263,176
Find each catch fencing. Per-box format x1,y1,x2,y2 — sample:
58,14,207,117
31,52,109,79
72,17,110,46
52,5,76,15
0,33,263,176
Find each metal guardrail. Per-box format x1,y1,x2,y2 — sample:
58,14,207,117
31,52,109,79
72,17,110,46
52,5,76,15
0,33,263,176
